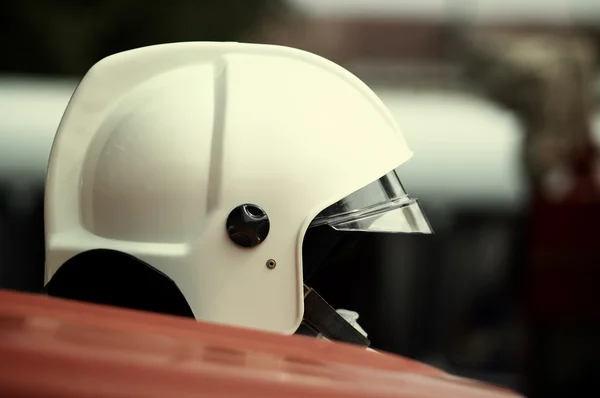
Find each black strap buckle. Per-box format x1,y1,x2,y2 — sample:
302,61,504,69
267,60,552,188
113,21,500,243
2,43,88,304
300,285,371,347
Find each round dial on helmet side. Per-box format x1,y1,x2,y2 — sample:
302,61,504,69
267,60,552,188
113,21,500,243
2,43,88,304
226,204,270,248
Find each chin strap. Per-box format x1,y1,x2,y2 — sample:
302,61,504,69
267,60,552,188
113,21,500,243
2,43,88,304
298,285,371,347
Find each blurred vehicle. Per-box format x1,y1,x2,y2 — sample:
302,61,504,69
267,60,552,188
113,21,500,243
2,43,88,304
0,78,530,206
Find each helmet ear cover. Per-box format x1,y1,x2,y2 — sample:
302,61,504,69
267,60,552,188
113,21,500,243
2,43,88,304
43,249,195,319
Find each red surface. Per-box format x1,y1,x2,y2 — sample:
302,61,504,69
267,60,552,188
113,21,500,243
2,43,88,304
0,290,520,398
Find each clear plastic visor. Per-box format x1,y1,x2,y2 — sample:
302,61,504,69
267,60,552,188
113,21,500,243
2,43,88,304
309,170,433,234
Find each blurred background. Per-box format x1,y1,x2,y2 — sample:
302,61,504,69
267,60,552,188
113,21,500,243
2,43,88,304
1,1,600,396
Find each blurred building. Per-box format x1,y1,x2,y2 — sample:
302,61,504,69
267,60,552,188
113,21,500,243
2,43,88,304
255,1,600,90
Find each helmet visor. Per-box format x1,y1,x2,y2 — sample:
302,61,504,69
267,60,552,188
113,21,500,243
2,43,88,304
309,170,432,234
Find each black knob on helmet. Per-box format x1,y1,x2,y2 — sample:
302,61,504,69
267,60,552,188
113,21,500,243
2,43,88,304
226,204,270,248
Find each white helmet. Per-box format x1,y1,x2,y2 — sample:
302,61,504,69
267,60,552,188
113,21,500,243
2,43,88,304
43,42,432,340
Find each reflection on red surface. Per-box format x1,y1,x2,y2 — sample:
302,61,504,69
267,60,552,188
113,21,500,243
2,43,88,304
0,290,520,398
